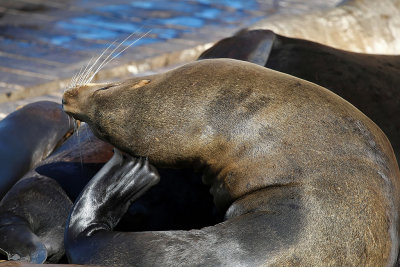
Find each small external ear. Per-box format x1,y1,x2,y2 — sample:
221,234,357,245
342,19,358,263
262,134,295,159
132,79,150,89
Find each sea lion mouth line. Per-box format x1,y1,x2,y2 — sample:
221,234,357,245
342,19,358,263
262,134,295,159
95,84,114,92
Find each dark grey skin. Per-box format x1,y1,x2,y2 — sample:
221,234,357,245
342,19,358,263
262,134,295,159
0,123,218,264
0,124,111,264
199,29,400,163
0,101,74,199
63,59,400,266
65,150,160,265
0,173,72,263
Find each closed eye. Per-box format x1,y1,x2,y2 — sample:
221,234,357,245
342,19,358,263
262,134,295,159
95,85,113,92
94,83,121,92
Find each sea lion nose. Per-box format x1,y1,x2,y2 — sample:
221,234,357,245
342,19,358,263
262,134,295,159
62,98,67,108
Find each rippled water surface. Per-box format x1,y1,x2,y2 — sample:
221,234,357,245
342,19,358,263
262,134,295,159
48,0,340,50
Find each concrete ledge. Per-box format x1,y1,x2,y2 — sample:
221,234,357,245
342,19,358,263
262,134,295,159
0,42,213,104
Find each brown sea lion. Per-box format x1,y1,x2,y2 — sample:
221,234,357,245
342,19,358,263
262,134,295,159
62,59,400,266
199,29,400,163
0,101,74,200
249,0,400,54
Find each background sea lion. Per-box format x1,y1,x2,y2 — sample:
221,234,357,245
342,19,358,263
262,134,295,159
63,59,400,266
0,101,73,200
0,124,110,264
199,29,400,163
249,0,400,54
0,262,106,267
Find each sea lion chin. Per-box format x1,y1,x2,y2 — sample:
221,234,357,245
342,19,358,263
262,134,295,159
63,58,400,266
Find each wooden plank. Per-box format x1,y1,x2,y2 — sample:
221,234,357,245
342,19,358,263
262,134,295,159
0,38,91,65
0,56,66,79
0,70,48,87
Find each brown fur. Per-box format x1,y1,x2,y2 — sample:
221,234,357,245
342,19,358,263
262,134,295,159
199,30,400,164
63,59,400,265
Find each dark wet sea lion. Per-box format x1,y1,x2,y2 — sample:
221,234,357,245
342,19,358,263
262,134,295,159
199,29,400,163
0,124,111,264
0,101,73,199
0,123,218,264
0,262,106,267
63,58,400,266
0,173,72,264
199,30,275,66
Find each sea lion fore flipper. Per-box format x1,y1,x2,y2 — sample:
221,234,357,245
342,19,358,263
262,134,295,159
66,149,159,250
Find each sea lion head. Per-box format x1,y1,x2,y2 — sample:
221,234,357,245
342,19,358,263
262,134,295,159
62,78,159,160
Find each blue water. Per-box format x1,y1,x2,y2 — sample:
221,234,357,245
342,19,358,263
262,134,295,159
196,0,258,10
130,1,197,12
57,21,120,40
71,16,142,33
54,0,264,51
149,17,204,28
129,1,155,9
195,8,222,19
149,28,180,39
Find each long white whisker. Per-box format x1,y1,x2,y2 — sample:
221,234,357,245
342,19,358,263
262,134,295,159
79,41,118,86
74,123,84,168
83,123,94,146
64,28,150,93
85,30,144,84
71,69,81,87
66,65,84,92
87,30,150,84
72,64,86,87
102,31,151,69
69,73,78,88
67,38,118,90
76,56,95,86
76,57,93,85
66,77,73,91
